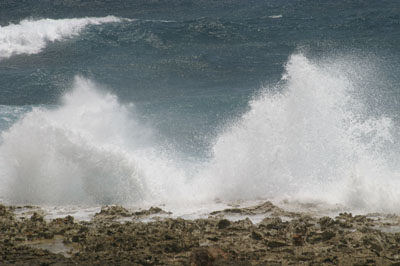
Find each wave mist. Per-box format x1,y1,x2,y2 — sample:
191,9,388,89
0,77,186,205
200,54,400,212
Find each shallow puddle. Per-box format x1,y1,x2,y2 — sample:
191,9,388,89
20,235,78,258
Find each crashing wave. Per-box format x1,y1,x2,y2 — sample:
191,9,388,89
1,54,399,213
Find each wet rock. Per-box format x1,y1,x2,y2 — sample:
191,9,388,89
71,234,85,243
338,212,353,219
293,221,308,234
354,215,368,223
210,208,242,215
259,217,284,230
210,201,289,217
321,230,336,241
266,240,287,248
362,236,383,252
62,215,74,225
319,216,335,227
235,218,253,229
134,206,172,216
207,236,219,241
38,231,54,239
251,231,263,240
292,234,304,246
217,219,231,229
307,229,336,244
30,212,44,223
2,202,400,265
189,246,228,266
335,213,354,228
0,204,7,216
96,206,132,217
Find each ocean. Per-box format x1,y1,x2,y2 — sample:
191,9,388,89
1,0,400,217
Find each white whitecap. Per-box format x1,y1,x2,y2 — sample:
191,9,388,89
0,16,125,59
268,15,283,19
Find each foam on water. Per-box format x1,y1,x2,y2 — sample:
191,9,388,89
1,54,399,213
0,16,125,59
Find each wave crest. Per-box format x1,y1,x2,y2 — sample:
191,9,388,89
0,16,123,59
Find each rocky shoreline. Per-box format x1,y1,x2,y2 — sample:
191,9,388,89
1,202,400,265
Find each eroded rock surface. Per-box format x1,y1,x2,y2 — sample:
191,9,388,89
1,202,400,265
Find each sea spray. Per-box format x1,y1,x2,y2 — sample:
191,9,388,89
199,54,400,212
0,54,399,213
0,16,125,59
0,77,187,205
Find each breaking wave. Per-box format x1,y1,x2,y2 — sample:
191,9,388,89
1,54,399,213
0,16,125,59
0,77,187,205
199,54,400,212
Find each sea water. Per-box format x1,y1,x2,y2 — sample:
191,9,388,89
0,0,400,218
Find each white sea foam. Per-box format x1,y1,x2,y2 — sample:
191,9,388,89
0,77,187,205
268,15,283,19
0,16,124,59
198,54,400,212
0,54,399,213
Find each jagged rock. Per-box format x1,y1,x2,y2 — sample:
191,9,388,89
210,201,289,217
319,216,335,227
134,206,172,216
1,202,400,265
259,217,284,230
96,206,132,217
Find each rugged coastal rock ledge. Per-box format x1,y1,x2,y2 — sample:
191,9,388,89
1,202,400,265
